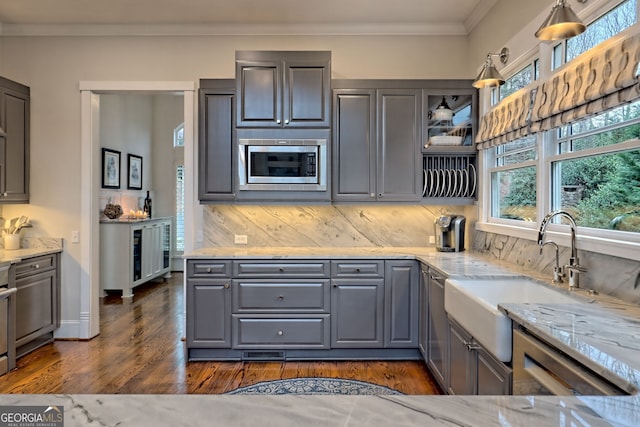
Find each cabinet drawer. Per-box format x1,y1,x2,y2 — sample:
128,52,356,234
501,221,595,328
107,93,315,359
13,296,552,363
233,279,330,313
233,261,329,277
232,315,330,348
186,260,232,278
14,254,57,278
331,260,384,277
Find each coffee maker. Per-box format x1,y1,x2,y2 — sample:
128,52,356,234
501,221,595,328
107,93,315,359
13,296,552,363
434,215,466,252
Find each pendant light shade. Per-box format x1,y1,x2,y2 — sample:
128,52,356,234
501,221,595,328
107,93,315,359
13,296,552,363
473,48,509,89
536,0,587,41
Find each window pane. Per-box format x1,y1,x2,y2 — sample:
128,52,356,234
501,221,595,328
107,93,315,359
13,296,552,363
553,150,640,232
552,44,563,71
566,0,637,62
492,166,537,221
496,136,537,166
500,64,533,99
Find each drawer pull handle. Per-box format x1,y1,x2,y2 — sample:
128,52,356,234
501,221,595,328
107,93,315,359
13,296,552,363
277,330,283,336
224,283,230,289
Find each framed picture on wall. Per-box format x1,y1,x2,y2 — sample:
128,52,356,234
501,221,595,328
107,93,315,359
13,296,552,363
102,148,121,189
127,154,143,190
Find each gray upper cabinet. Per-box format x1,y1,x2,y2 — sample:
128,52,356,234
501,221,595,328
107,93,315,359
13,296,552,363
0,77,30,204
198,80,235,201
236,51,331,129
332,83,421,202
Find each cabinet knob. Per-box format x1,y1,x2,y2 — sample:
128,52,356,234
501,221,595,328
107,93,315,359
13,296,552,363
279,267,284,272
333,284,337,288
206,267,212,273
224,283,230,289
278,295,284,300
277,119,281,124
355,268,361,273
277,330,283,336
284,119,289,125
33,264,40,269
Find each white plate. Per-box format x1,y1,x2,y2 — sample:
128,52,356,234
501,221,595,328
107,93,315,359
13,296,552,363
461,168,469,197
422,169,428,197
468,163,477,197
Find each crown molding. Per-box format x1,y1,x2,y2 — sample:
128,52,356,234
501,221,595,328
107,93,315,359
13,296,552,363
464,0,499,33
0,22,469,37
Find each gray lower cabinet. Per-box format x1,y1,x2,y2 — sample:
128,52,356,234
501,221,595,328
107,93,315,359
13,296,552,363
185,258,420,360
186,260,232,348
13,253,60,358
448,317,512,395
198,80,235,201
332,85,421,202
418,264,429,361
427,268,448,392
384,260,419,347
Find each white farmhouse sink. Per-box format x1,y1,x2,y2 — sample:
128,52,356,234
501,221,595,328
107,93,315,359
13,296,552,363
444,278,576,362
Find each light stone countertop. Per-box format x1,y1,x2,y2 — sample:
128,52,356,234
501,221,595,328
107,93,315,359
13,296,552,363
0,394,635,427
184,246,640,425
0,237,62,264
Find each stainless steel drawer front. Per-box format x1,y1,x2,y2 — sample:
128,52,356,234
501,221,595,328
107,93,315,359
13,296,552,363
233,261,330,277
233,280,330,312
512,328,627,396
331,261,384,277
233,315,330,348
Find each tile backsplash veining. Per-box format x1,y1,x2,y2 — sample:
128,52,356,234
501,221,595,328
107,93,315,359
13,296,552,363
473,230,640,305
203,205,475,248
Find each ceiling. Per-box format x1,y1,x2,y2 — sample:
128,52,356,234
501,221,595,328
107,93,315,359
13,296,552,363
0,0,499,35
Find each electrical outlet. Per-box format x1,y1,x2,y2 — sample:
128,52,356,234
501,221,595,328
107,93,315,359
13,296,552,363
428,236,436,244
234,234,248,244
71,230,80,243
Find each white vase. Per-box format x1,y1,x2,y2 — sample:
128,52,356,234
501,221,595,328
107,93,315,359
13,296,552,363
4,234,20,250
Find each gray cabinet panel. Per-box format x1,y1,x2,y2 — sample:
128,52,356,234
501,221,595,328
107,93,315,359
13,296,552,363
427,270,448,391
0,77,30,203
331,278,384,348
384,260,419,348
285,64,330,126
332,90,376,201
236,62,280,126
448,318,474,395
377,89,421,201
331,260,383,277
418,265,429,360
199,81,235,201
187,278,232,348
187,260,232,278
232,279,330,313
233,315,330,348
476,348,512,395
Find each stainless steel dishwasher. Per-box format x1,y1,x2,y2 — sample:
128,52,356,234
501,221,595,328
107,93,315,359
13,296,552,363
512,327,629,396
0,261,16,376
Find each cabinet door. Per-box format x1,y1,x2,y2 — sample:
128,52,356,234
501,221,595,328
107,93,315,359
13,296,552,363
199,84,235,201
476,347,512,395
186,278,232,348
448,319,475,395
236,60,282,128
427,271,448,391
418,265,429,361
331,278,384,348
376,89,421,201
0,85,29,203
332,89,376,201
384,260,418,348
283,60,331,128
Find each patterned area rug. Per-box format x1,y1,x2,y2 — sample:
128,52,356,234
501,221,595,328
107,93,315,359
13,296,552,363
226,378,403,395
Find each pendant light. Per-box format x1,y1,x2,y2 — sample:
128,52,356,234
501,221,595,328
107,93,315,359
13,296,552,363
472,48,509,89
535,0,587,41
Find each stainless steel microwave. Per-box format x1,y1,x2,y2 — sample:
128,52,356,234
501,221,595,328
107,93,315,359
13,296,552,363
238,138,327,191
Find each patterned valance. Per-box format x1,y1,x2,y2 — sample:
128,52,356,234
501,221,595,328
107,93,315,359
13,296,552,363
477,30,640,147
475,87,535,149
531,31,640,132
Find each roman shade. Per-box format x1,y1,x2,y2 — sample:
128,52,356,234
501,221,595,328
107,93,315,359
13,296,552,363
476,29,640,148
475,87,535,149
530,30,640,132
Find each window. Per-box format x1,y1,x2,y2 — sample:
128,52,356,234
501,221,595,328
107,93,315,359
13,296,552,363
490,136,538,222
173,123,184,147
491,60,538,105
552,0,637,70
550,101,640,232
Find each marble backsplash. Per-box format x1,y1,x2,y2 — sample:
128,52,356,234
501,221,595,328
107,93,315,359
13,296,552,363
473,230,640,305
203,204,475,248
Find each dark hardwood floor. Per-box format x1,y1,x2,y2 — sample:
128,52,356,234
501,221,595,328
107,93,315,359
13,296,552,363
0,273,441,395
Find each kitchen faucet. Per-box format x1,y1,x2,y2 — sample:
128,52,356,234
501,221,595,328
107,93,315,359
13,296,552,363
537,210,586,289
